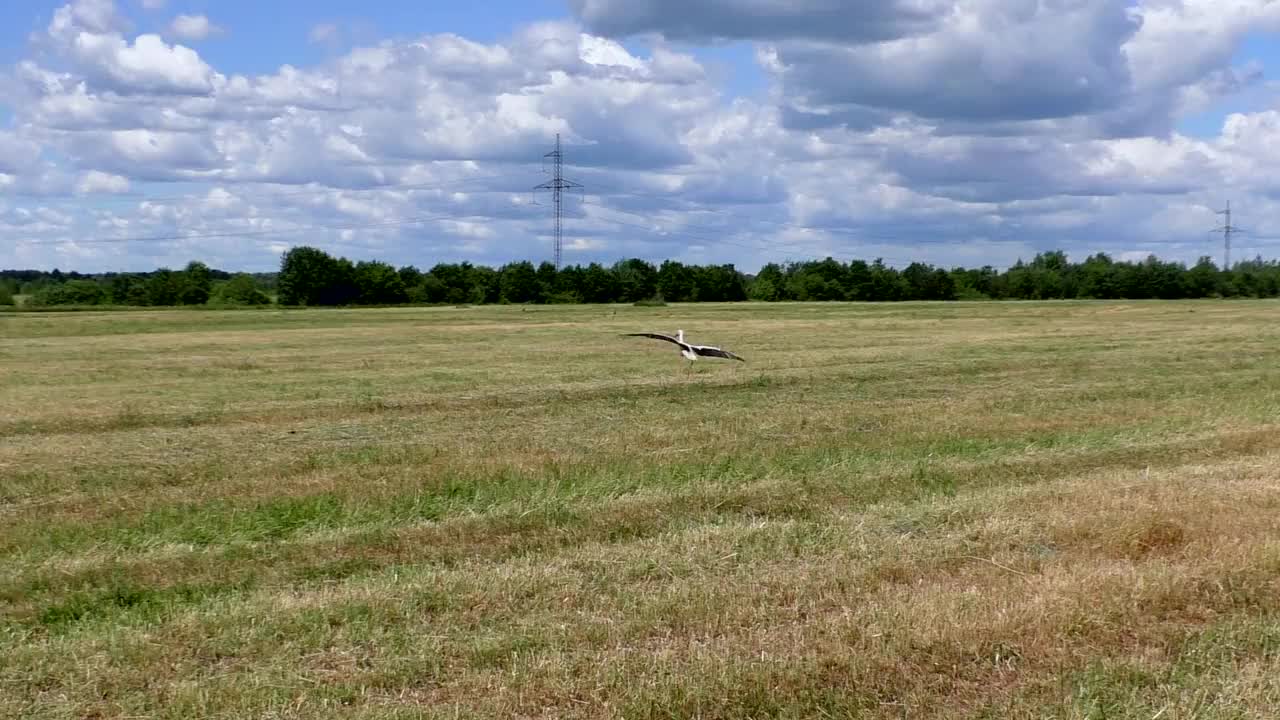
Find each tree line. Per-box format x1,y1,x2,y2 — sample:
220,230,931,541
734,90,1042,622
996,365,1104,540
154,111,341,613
1,262,275,308
4,246,1280,308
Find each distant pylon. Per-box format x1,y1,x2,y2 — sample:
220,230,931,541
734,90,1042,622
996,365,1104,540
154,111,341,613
533,133,584,268
1210,200,1244,270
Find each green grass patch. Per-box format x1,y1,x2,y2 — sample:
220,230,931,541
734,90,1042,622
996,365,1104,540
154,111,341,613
4,300,1280,718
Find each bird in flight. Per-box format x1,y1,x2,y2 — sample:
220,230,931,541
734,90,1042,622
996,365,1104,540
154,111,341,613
624,329,746,363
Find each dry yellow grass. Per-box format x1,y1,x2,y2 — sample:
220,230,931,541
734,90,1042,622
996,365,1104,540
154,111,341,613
2,300,1280,718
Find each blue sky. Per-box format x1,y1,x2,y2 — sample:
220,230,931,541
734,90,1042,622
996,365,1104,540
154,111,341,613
1176,31,1280,137
0,1,569,48
3,0,1280,273
0,1,767,101
167,0,572,68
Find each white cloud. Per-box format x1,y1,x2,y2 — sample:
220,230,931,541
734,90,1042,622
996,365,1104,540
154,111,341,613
1125,0,1280,95
63,128,223,179
768,0,1140,127
4,0,1280,274
568,0,948,43
309,23,339,44
39,3,222,96
169,14,222,41
579,0,1280,141
0,131,43,175
69,33,220,95
140,0,165,9
75,170,131,194
49,0,126,37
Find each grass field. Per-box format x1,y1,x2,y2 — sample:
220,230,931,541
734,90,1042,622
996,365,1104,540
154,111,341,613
3,300,1280,719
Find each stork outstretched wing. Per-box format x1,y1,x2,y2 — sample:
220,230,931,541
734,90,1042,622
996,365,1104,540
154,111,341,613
624,332,746,362
623,332,683,347
691,345,745,362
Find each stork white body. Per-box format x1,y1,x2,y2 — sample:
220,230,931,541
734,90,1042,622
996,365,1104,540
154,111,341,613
676,330,697,361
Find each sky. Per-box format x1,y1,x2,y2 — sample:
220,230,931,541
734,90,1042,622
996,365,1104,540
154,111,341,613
3,0,1280,274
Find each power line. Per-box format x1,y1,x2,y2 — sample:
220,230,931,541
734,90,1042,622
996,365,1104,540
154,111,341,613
18,211,486,247
16,189,1007,268
21,172,520,210
586,185,1034,247
18,155,1274,270
581,209,922,267
577,195,997,263
532,133,584,268
591,183,1280,255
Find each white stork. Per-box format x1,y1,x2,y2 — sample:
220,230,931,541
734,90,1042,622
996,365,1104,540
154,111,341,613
624,329,746,364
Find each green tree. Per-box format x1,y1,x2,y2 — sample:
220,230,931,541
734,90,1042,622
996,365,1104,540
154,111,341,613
549,265,585,303
419,275,448,303
469,265,501,304
748,263,786,301
1004,261,1037,299
211,273,271,305
278,247,335,306
31,280,107,306
804,258,849,300
1077,253,1118,299
499,261,539,303
901,262,933,300
145,269,184,306
428,263,476,304
612,258,658,302
327,257,359,305
1183,256,1220,298
398,265,423,289
950,266,998,299
579,262,618,303
1030,250,1069,272
213,244,1280,307
657,260,694,302
846,260,875,301
108,274,149,305
689,264,745,301
1148,257,1187,299
180,261,213,304
534,262,559,301
926,268,958,300
278,246,357,306
354,260,409,305
867,260,907,301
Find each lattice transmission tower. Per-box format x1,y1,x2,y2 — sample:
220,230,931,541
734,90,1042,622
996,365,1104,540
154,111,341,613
533,133,584,268
1210,200,1245,271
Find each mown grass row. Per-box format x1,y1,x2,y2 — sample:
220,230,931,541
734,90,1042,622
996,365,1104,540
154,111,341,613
7,420,1276,635
6,454,1279,718
4,300,1280,718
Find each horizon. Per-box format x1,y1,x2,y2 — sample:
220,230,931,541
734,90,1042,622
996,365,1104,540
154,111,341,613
3,1,1280,275
5,243,1267,281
